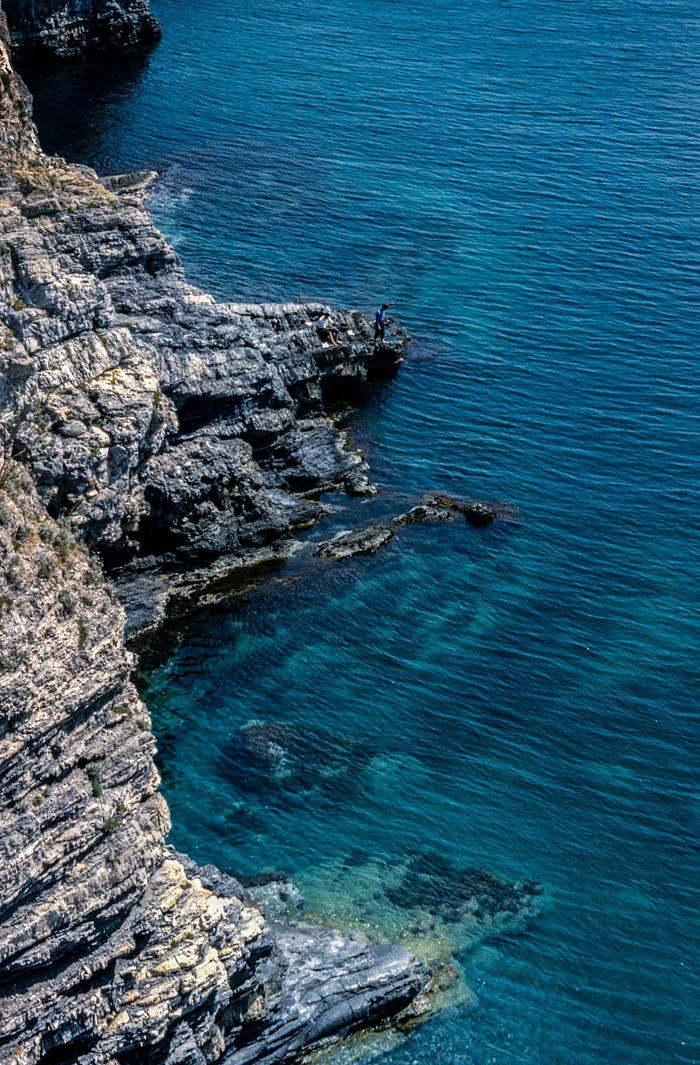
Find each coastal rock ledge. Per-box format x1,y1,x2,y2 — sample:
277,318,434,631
0,14,428,1065
3,0,161,59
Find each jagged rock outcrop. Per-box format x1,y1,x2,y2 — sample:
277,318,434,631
314,524,395,561
0,18,428,1065
0,157,403,564
312,493,521,563
0,59,407,630
3,0,161,59
0,476,429,1065
0,5,543,1059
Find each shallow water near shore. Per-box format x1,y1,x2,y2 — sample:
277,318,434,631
26,0,700,1061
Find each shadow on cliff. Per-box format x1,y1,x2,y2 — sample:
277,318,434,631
14,46,155,169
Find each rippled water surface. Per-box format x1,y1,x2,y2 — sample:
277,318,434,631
27,0,700,1061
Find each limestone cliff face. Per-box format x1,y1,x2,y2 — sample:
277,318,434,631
0,23,406,628
0,17,427,1065
3,0,160,58
0,478,427,1065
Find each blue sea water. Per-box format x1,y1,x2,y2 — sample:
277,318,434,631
26,0,700,1061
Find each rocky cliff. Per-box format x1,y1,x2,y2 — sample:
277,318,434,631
0,9,543,1062
0,15,432,1064
0,14,407,631
3,0,160,59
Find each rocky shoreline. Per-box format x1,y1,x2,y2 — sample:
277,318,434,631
3,0,161,59
0,7,537,1063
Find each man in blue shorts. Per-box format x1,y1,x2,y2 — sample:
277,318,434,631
374,302,395,343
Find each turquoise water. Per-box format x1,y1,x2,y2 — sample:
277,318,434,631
26,0,700,1061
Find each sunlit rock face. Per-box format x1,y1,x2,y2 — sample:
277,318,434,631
0,11,426,1063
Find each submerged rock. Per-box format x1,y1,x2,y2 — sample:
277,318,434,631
243,871,306,920
221,720,372,798
386,852,542,931
421,493,521,528
298,850,542,1018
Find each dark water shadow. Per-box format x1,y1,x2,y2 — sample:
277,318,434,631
17,46,155,169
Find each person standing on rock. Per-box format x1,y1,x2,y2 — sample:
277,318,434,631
374,302,395,344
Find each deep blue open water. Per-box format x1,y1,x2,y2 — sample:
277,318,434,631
27,1,700,1061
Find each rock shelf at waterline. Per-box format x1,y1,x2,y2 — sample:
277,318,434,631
0,11,540,1064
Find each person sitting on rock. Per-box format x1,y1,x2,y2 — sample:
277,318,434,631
374,302,395,344
317,315,342,346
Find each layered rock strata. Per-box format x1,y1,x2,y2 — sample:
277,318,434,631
0,19,427,1065
3,0,161,59
0,478,428,1065
0,33,407,629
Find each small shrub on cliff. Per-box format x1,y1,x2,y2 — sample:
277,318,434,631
5,558,21,587
39,522,58,544
12,523,32,548
37,557,56,580
85,760,103,797
4,466,32,496
0,505,11,527
0,647,25,674
31,784,52,808
101,801,126,833
58,588,77,616
83,564,104,587
29,404,52,432
55,524,74,563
